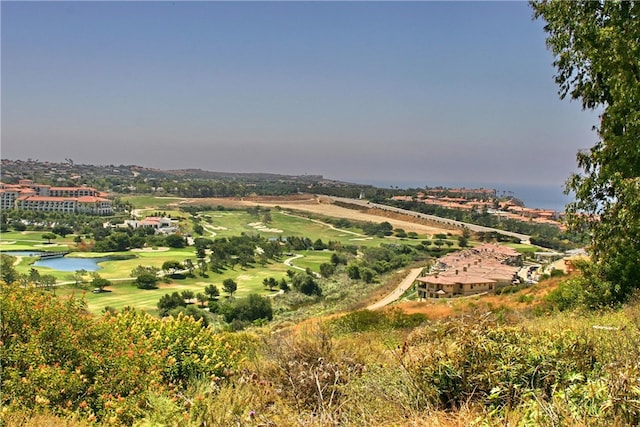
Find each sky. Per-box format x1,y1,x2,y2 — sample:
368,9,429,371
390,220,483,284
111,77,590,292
2,1,600,192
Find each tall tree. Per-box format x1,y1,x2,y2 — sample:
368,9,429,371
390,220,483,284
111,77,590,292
0,255,19,284
204,284,220,300
222,278,238,297
532,1,640,305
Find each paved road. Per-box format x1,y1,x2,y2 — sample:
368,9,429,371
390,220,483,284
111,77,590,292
327,196,531,244
366,267,423,311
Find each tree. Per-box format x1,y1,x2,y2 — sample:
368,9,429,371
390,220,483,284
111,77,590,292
319,262,336,278
291,272,322,296
158,291,186,316
196,293,208,308
40,274,57,291
165,233,186,248
181,290,195,303
53,224,73,237
219,293,273,324
313,238,327,250
184,259,195,276
222,278,237,297
162,260,183,278
1,254,19,284
91,275,111,292
28,268,41,286
346,263,361,280
360,267,377,284
198,258,208,276
131,265,160,289
135,273,159,290
532,1,640,305
262,277,278,291
204,284,220,300
42,232,57,244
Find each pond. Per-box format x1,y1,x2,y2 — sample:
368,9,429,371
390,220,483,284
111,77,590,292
1,251,112,272
34,257,112,272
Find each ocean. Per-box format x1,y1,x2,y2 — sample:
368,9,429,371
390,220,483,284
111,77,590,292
493,183,572,212
360,180,573,212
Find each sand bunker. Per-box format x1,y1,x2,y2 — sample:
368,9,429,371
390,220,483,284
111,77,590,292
0,241,16,245
248,222,283,233
132,247,170,252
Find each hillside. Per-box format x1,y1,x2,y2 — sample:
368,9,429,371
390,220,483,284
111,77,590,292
1,170,637,426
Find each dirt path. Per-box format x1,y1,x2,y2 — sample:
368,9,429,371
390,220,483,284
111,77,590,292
366,267,424,310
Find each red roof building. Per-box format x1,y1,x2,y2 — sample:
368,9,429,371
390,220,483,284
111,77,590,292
0,181,112,215
415,243,521,298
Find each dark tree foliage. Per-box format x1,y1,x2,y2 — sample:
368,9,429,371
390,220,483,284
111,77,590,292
165,233,186,248
158,291,187,316
222,278,238,296
532,1,640,305
220,293,273,323
291,271,322,296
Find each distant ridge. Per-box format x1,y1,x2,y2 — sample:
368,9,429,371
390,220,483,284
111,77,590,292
0,158,361,187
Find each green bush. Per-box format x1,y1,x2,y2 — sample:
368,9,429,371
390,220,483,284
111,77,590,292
331,308,427,334
0,284,163,424
0,284,247,425
403,315,598,412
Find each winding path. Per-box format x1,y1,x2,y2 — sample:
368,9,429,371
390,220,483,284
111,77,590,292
366,267,423,310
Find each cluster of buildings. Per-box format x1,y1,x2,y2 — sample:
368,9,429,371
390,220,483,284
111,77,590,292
415,243,522,298
392,191,563,229
0,179,112,215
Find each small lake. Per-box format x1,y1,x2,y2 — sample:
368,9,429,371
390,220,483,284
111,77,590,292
1,251,111,272
34,257,112,272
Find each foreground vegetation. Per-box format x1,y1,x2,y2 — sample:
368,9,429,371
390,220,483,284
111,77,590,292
2,281,640,426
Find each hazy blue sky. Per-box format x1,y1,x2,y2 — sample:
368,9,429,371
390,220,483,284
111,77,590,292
2,1,599,190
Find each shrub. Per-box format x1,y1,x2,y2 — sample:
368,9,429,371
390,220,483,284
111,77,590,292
261,324,365,417
219,294,273,325
0,284,163,425
402,314,598,413
331,308,427,334
0,285,248,425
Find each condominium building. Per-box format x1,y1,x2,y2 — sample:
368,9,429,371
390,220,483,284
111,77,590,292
415,243,522,298
0,179,112,215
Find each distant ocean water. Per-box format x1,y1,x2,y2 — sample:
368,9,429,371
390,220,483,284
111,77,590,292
360,180,573,212
497,183,572,212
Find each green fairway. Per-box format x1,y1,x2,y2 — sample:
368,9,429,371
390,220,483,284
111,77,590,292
287,250,333,272
2,204,432,316
62,258,292,315
196,209,392,248
0,230,75,251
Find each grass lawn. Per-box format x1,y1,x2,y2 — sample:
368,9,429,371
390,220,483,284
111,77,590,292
0,230,76,251
1,204,447,317
196,209,394,248
64,258,292,315
288,250,333,272
505,242,540,254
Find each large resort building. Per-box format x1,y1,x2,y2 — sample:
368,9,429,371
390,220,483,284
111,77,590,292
415,243,522,298
0,180,112,215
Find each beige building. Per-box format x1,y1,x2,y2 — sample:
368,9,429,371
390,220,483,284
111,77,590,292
416,243,521,298
0,180,112,215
